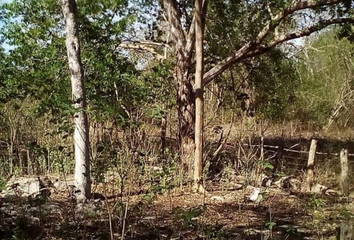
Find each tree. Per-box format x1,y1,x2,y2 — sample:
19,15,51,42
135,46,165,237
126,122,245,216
0,0,140,178
61,0,91,200
194,0,207,191
162,0,208,175
161,0,354,177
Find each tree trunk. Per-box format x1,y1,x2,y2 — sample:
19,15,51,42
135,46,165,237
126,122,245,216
306,138,317,192
193,0,205,191
176,61,195,174
160,112,167,159
163,0,195,176
340,148,349,196
61,0,91,200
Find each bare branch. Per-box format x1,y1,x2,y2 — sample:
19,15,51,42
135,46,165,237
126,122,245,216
266,18,354,48
118,42,165,60
251,18,354,57
121,40,171,49
253,0,346,47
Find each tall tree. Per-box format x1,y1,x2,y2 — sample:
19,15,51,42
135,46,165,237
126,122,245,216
61,0,91,200
162,0,195,172
162,0,354,177
162,0,208,175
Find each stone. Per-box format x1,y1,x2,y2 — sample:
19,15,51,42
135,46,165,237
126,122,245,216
250,188,260,202
27,179,41,195
275,176,301,190
53,179,74,192
311,183,328,194
3,177,48,197
211,196,225,202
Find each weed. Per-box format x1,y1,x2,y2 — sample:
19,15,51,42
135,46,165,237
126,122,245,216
286,225,298,235
338,207,354,221
265,221,276,230
0,177,6,192
200,223,225,240
174,207,202,229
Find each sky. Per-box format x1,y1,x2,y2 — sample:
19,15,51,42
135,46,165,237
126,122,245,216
1,0,15,51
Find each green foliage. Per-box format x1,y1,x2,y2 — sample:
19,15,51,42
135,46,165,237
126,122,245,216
0,176,6,192
286,225,297,235
308,194,327,209
258,160,274,170
294,29,354,127
150,158,178,195
338,207,354,221
174,207,202,229
265,221,276,230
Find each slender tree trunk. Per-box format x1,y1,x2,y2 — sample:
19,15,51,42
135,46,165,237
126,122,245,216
160,111,167,159
61,0,91,200
193,0,205,191
340,148,349,196
306,138,317,192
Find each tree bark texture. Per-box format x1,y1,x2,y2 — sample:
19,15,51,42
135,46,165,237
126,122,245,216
340,148,349,196
61,0,91,200
194,0,205,190
306,139,317,192
163,0,195,173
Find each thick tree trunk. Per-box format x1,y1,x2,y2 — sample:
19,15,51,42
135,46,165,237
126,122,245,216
176,61,195,174
193,0,205,191
163,0,195,175
61,0,91,200
163,0,208,178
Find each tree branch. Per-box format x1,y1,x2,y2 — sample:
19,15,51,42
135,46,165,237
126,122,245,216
185,0,209,60
264,18,354,50
204,0,349,85
118,42,165,60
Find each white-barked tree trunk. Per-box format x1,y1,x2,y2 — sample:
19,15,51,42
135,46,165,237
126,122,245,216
61,0,91,200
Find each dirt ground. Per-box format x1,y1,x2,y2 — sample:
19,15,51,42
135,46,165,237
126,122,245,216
1,177,353,240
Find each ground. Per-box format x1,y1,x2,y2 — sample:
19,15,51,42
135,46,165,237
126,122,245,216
0,175,353,240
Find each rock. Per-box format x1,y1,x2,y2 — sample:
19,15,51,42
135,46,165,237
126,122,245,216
233,175,247,185
262,178,273,187
311,183,328,194
27,179,40,195
325,189,341,196
141,216,157,221
3,177,55,198
250,188,260,202
53,179,74,192
29,217,40,226
275,176,301,190
211,196,225,202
